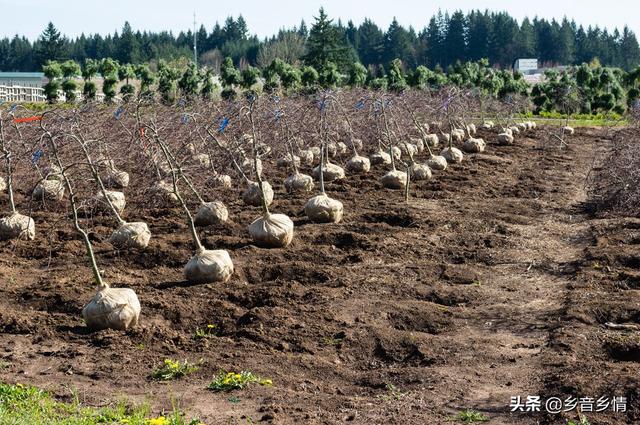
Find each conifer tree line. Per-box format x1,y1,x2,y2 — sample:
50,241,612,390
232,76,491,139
1,8,639,72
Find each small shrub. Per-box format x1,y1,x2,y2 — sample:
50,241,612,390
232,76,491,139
152,359,200,381
194,324,217,340
451,410,489,423
207,371,272,392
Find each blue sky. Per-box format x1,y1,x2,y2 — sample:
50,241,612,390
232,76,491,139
0,0,637,40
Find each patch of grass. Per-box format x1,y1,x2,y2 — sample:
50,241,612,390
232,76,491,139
323,336,344,346
0,382,204,424
151,359,200,381
207,371,272,392
194,324,217,340
449,410,489,423
568,416,590,425
376,383,405,401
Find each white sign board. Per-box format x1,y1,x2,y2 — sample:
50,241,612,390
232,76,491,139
514,59,538,72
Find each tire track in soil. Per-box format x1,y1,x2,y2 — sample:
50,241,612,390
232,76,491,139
433,135,596,424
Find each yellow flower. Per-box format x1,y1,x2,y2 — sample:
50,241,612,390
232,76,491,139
260,379,273,386
207,324,215,329
145,416,170,425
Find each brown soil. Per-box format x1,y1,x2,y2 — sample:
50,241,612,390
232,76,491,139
1,127,638,424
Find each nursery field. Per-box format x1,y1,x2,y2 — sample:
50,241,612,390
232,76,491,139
0,94,639,424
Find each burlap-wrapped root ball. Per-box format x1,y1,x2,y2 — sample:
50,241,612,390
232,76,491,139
411,138,425,153
467,123,477,135
207,174,232,189
370,149,391,166
104,168,130,189
284,173,314,193
194,201,229,226
509,126,521,135
480,121,495,130
497,132,515,145
563,126,575,136
380,170,408,190
346,155,371,173
305,194,344,223
82,285,141,331
452,129,465,141
0,212,35,241
152,180,178,204
184,249,234,284
462,138,486,154
327,143,338,157
424,134,439,148
277,154,300,168
400,143,418,157
391,146,402,161
43,163,63,180
517,123,527,132
248,213,294,248
94,190,126,214
109,222,151,250
409,163,432,181
193,153,211,168
240,158,263,177
351,139,364,151
33,179,65,202
336,142,348,155
0,176,6,192
426,155,448,171
312,162,345,182
441,147,464,164
242,181,274,207
298,149,314,166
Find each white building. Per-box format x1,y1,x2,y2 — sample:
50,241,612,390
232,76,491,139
0,72,47,103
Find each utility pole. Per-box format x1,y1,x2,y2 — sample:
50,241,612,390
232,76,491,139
193,11,198,69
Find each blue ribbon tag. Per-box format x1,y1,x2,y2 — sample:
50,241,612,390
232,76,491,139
32,149,43,163
218,117,229,133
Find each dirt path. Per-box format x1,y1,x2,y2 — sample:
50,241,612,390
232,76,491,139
2,127,633,424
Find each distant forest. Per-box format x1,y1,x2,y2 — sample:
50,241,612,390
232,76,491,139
1,8,639,72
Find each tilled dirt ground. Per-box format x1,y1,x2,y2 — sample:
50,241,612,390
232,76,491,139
1,126,639,424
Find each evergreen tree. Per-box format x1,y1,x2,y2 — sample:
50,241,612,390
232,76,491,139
443,11,466,66
117,22,141,64
118,63,136,99
357,19,384,67
425,15,443,67
82,58,99,100
178,63,201,97
42,61,63,103
383,18,413,66
37,22,67,66
619,26,640,70
387,58,407,91
348,62,368,87
303,8,350,71
100,58,119,102
60,60,80,102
